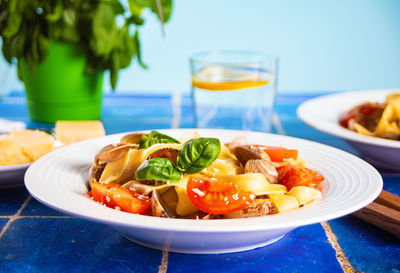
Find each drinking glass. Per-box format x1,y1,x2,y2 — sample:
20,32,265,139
190,50,278,132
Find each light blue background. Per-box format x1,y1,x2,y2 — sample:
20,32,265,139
1,0,399,95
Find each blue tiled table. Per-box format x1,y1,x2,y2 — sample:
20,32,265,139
0,92,399,273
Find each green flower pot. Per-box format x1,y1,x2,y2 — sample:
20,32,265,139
20,41,104,124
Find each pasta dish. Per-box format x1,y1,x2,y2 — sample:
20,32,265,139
88,131,324,219
339,93,400,140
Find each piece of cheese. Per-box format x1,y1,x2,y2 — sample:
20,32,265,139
55,121,105,145
0,129,55,166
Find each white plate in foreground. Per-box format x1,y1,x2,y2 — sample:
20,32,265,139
297,89,400,171
25,129,382,254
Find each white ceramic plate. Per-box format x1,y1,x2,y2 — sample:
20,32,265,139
297,89,400,171
0,140,63,189
25,129,382,254
0,163,31,189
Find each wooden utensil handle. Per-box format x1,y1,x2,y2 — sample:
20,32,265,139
374,190,400,211
352,201,400,237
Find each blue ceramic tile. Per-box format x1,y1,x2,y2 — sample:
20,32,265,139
0,218,9,230
329,216,400,273
20,198,67,217
2,92,398,273
0,218,162,273
168,224,342,273
0,187,29,216
382,177,400,195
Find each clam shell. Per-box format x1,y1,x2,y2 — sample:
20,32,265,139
151,190,176,218
245,159,279,184
233,145,271,166
120,133,147,144
222,199,275,218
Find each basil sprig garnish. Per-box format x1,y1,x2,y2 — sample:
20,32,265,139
135,136,221,182
177,137,221,174
136,158,181,183
138,131,180,149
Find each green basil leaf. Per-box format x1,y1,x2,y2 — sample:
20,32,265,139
177,138,221,174
90,1,116,56
46,3,63,22
136,158,181,183
133,29,147,69
138,131,180,149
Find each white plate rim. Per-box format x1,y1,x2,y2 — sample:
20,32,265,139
297,89,400,149
25,128,383,233
0,162,31,172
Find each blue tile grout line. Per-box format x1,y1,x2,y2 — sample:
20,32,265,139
0,195,31,239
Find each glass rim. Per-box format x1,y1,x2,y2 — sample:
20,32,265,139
190,50,278,66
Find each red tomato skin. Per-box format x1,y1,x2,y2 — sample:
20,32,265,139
277,165,324,191
89,183,150,215
187,176,255,215
263,147,298,162
248,144,298,162
339,110,358,128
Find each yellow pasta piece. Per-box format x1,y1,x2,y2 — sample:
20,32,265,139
99,149,140,184
203,144,242,176
123,180,174,195
213,173,287,195
374,104,400,137
386,93,400,112
287,186,321,206
99,143,182,185
141,143,182,161
268,193,299,213
175,185,199,216
162,187,179,213
352,122,373,136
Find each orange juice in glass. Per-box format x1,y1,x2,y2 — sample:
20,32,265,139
190,51,278,132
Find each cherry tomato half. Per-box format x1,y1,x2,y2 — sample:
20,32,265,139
277,165,324,191
186,176,255,214
89,183,150,214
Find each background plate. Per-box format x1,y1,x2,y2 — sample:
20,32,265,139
297,89,400,171
0,163,30,188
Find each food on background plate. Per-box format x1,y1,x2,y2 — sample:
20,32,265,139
339,93,400,140
55,120,105,145
0,129,55,166
88,131,324,219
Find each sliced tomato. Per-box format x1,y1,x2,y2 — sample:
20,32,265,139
187,176,255,214
89,183,150,214
247,144,298,162
277,164,324,191
262,146,298,162
339,109,358,128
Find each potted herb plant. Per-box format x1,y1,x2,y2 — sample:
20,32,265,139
0,0,172,123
